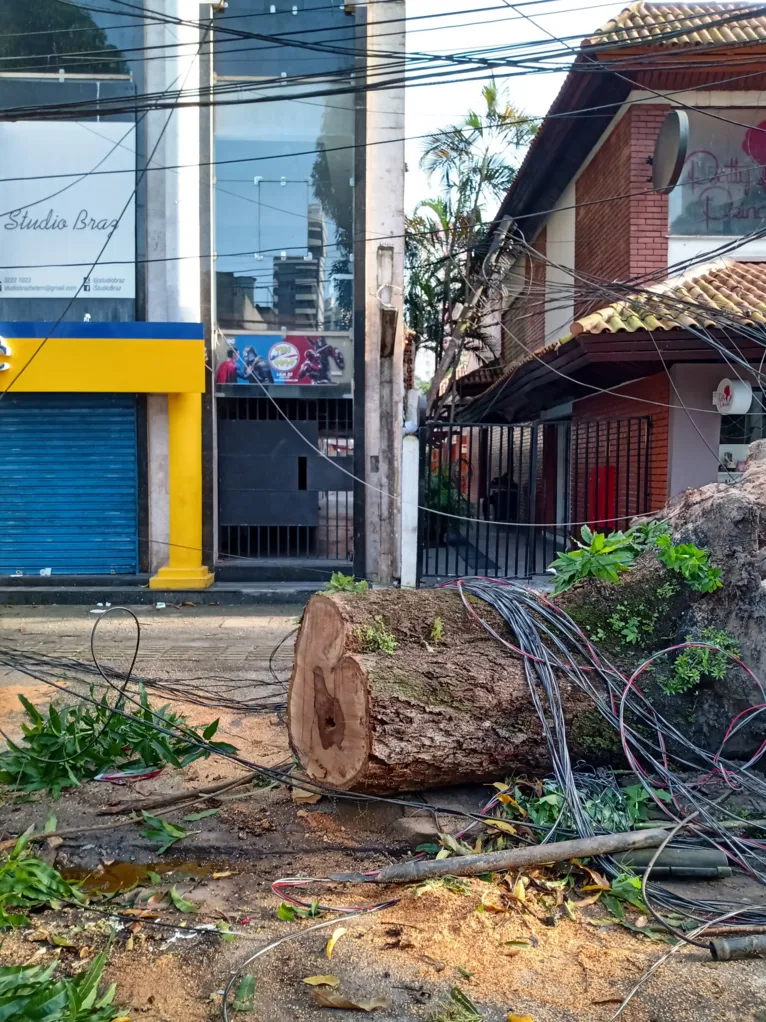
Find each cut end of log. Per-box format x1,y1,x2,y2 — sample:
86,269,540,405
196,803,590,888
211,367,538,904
288,594,370,788
288,588,582,794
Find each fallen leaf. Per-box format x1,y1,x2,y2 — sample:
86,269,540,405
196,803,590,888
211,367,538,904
326,926,347,958
573,860,609,887
125,935,134,952
120,909,160,919
183,808,220,822
169,887,198,913
232,974,256,1012
146,892,166,907
313,989,389,1011
27,930,51,943
492,782,510,792
486,819,517,835
574,892,604,908
50,935,74,948
504,940,532,948
293,786,322,804
564,900,577,921
303,975,340,987
456,966,474,980
508,1015,534,1022
512,878,526,903
79,946,91,958
113,1017,132,1022
212,871,236,880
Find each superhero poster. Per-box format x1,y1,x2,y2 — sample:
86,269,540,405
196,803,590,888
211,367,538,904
216,334,352,387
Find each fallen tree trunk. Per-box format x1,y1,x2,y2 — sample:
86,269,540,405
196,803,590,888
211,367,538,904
287,588,600,794
289,444,766,794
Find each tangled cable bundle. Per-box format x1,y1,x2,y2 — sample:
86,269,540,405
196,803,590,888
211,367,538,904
452,578,766,931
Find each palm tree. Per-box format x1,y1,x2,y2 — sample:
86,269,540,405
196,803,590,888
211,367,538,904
405,81,536,393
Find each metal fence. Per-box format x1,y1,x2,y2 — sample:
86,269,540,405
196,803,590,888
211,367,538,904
217,396,354,569
418,417,651,581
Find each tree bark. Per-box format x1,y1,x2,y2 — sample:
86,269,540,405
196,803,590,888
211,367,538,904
287,588,599,794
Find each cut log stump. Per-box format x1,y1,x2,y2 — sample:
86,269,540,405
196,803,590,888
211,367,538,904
287,589,600,794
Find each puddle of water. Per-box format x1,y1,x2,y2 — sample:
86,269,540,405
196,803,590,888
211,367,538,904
61,860,222,894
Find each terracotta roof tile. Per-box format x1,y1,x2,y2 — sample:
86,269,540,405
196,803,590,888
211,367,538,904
466,260,766,417
585,2,766,49
567,259,766,338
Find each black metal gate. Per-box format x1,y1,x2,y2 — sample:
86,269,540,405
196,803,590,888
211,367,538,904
216,396,354,580
418,417,651,582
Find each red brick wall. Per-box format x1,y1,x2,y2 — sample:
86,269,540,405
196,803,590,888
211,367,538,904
575,112,633,302
501,227,547,367
628,104,670,279
575,105,670,310
570,373,670,531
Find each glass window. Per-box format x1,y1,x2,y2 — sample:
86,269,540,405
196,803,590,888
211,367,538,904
0,1,141,323
214,84,355,333
0,0,142,76
214,0,356,334
669,109,766,236
718,389,766,480
214,0,356,80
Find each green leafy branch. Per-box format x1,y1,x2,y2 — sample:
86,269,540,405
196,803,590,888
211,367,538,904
548,521,722,596
0,685,237,797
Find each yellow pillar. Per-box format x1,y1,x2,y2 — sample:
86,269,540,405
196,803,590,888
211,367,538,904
149,392,214,589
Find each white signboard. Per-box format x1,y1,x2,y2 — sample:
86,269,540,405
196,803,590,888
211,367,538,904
713,378,753,415
0,121,136,299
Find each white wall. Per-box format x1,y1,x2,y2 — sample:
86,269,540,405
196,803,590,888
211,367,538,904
669,236,766,267
667,364,723,498
544,181,576,345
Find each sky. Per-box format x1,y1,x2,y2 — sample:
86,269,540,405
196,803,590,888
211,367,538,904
403,0,628,212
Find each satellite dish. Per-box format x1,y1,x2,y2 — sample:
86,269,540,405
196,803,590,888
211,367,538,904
652,109,689,194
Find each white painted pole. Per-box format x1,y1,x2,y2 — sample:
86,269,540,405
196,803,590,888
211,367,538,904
400,389,422,589
144,1,202,571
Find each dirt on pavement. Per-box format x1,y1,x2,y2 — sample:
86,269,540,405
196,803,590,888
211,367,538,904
1,604,766,1022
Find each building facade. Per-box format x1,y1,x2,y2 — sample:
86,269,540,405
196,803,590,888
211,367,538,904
461,1,766,530
0,0,406,587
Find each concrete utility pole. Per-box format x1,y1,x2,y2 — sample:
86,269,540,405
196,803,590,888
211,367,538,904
361,0,406,585
145,1,213,588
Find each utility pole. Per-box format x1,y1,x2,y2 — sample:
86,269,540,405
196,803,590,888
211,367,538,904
360,0,406,585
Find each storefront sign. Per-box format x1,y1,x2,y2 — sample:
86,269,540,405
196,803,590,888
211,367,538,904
0,122,136,299
713,378,752,414
669,109,766,236
217,334,352,386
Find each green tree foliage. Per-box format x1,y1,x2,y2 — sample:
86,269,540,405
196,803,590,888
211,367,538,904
405,81,536,369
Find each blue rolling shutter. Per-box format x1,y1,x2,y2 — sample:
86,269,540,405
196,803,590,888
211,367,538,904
0,394,138,575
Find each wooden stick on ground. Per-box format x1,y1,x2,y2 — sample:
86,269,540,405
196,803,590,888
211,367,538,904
330,827,673,884
99,771,260,815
